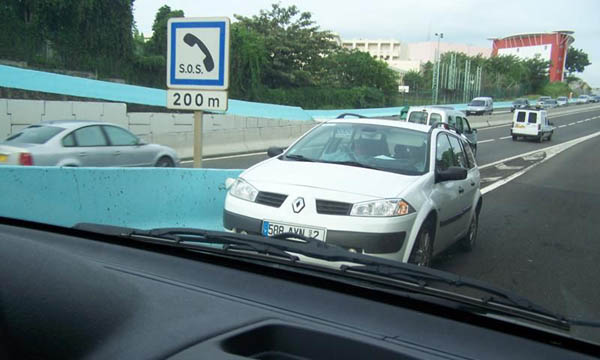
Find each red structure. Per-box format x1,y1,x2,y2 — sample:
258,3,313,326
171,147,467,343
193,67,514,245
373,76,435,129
489,31,574,82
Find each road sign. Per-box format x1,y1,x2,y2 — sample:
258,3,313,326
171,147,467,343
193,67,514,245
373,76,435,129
166,89,228,111
166,17,230,90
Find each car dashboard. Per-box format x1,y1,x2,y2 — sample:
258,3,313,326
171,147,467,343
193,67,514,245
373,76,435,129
0,220,596,359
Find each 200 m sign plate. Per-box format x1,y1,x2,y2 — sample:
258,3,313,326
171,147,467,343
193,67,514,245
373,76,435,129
167,89,228,111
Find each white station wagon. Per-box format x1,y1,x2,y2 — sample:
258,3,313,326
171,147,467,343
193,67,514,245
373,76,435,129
223,118,482,266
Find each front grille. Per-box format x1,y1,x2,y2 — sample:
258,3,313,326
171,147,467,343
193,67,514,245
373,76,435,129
316,200,352,215
255,191,288,208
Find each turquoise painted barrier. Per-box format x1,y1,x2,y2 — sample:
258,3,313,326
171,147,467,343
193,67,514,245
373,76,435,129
1,64,521,121
0,166,242,230
0,65,312,121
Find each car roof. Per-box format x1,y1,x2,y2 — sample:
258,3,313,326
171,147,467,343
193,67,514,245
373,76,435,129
326,118,432,133
407,106,464,115
38,120,113,129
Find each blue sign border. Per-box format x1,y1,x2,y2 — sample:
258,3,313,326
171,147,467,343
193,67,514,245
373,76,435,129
169,21,226,86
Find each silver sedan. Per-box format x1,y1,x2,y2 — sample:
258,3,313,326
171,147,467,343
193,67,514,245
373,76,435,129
0,120,179,167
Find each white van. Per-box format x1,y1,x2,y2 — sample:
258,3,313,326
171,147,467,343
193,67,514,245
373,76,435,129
510,109,554,142
466,97,493,115
406,106,478,154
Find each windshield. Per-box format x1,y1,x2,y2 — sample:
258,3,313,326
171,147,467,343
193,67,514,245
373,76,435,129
4,125,64,144
1,0,599,349
285,123,428,175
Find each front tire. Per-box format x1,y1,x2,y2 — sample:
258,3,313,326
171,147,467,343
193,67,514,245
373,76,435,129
538,133,544,143
512,135,517,141
155,156,174,167
408,220,435,267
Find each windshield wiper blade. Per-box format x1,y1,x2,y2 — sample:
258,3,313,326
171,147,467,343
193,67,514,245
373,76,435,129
73,223,599,330
341,263,572,329
321,160,379,170
284,154,315,162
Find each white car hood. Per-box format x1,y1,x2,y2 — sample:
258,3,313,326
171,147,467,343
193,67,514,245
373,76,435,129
242,158,421,198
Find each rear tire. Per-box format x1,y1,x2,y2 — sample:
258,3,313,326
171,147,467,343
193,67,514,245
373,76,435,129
512,135,517,141
460,212,479,252
155,156,174,167
548,132,553,141
408,220,435,267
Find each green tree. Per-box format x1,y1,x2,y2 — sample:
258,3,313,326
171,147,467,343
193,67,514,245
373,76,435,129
401,70,423,91
565,47,591,75
230,24,268,100
145,5,184,57
523,55,551,93
234,3,339,88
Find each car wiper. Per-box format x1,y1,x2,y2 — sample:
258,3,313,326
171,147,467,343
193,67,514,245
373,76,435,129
341,263,600,329
321,160,380,170
73,223,600,330
74,223,302,262
283,154,315,162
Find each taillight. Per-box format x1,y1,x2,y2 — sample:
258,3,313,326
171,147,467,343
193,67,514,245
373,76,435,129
19,152,33,166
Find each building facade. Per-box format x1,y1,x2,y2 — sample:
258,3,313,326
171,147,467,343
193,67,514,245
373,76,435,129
489,31,574,82
341,39,490,74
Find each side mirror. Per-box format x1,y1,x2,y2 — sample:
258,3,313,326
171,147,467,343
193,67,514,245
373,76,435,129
549,122,555,126
267,146,284,158
137,139,147,146
436,166,468,183
472,128,478,133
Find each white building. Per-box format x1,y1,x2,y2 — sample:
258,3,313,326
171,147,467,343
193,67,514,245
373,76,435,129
341,38,491,75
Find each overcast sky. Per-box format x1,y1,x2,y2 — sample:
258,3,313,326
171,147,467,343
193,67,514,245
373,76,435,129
133,0,600,87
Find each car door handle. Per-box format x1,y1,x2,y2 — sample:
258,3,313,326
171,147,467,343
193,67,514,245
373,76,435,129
470,181,476,187
458,187,465,194
79,152,87,157
114,151,121,156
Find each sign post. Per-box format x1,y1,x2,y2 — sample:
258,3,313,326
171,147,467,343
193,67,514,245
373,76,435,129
166,17,230,167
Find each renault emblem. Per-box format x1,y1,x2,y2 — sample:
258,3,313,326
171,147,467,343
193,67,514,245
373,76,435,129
292,197,305,213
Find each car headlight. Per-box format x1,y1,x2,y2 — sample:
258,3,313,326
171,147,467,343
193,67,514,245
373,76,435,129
350,199,415,217
228,178,258,202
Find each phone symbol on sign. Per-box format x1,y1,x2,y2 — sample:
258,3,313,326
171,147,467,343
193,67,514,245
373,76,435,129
183,33,215,72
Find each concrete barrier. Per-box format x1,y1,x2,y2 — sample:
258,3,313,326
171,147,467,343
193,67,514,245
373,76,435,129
0,166,242,230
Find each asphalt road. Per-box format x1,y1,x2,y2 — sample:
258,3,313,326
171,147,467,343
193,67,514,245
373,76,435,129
182,104,600,169
434,134,600,343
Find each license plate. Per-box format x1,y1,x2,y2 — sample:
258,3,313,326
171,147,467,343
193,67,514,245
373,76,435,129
262,221,326,241
516,124,525,128
0,154,6,162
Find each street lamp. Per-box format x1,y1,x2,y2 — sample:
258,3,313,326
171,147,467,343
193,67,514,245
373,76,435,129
432,33,444,104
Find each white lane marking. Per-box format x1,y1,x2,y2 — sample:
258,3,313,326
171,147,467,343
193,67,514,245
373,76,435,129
495,163,524,171
568,122,575,126
481,131,600,195
180,151,268,164
558,125,567,128
577,120,584,123
481,176,503,182
477,123,511,131
479,131,600,170
479,139,495,144
499,136,512,140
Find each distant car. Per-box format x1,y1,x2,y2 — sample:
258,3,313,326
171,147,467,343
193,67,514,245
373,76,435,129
535,96,551,109
0,120,179,167
510,98,530,112
511,109,554,143
405,106,478,155
590,95,600,103
576,95,590,104
540,99,558,109
556,96,568,106
466,97,493,115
